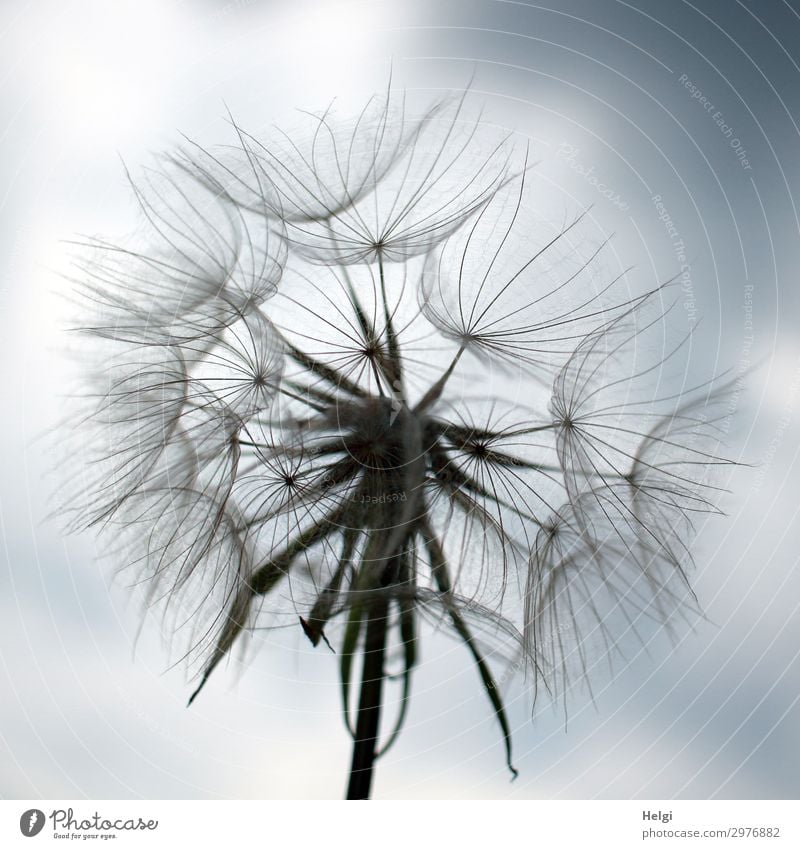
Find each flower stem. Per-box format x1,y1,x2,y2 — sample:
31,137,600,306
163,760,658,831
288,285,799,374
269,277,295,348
346,599,389,800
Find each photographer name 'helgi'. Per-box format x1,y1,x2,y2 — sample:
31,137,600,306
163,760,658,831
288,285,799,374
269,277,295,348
642,810,673,824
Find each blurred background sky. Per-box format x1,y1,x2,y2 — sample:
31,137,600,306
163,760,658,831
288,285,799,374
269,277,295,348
1,0,799,799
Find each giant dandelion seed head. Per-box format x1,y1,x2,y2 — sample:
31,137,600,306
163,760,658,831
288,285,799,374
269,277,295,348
58,83,737,785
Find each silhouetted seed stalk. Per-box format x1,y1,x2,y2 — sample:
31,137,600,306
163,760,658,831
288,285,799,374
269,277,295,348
60,81,738,799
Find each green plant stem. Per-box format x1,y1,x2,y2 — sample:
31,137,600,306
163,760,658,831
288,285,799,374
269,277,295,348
346,599,389,800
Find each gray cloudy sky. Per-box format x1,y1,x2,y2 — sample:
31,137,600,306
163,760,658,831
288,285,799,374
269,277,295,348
1,0,799,799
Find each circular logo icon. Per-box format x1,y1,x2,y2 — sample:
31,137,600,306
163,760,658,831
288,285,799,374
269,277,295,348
19,809,46,837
